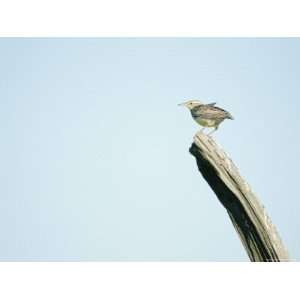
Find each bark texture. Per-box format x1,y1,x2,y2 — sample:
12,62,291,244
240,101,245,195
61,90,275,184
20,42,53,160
189,132,289,262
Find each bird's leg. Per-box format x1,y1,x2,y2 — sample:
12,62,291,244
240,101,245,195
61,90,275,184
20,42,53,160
208,126,218,136
198,127,205,135
207,129,215,135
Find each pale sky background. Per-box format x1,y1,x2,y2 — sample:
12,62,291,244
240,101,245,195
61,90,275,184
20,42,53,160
1,38,299,261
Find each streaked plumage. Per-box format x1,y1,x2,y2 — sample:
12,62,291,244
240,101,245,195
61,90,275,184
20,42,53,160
178,100,233,134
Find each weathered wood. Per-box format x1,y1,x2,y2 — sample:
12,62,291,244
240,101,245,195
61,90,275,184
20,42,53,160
189,132,289,262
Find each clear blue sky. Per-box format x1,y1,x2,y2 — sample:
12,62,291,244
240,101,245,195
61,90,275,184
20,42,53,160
1,38,299,261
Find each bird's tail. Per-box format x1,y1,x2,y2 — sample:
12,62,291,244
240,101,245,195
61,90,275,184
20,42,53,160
227,113,234,120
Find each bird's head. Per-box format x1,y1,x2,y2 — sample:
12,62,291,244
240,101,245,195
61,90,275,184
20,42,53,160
178,100,203,110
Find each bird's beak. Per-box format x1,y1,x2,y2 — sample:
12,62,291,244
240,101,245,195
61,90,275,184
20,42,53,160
178,102,185,106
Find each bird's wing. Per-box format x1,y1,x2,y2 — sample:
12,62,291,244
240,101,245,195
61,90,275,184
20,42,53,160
207,102,216,106
192,105,231,120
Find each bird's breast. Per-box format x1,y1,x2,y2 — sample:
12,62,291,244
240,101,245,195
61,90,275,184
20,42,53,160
194,117,216,127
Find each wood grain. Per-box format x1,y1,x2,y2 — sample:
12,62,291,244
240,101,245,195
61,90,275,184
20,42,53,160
189,132,289,262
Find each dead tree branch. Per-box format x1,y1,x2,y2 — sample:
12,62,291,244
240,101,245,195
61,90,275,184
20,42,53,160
189,132,289,262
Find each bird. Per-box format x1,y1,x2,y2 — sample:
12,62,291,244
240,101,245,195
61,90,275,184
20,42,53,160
178,100,234,135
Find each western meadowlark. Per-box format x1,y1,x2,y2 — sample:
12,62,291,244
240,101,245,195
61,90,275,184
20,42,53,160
179,100,234,134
